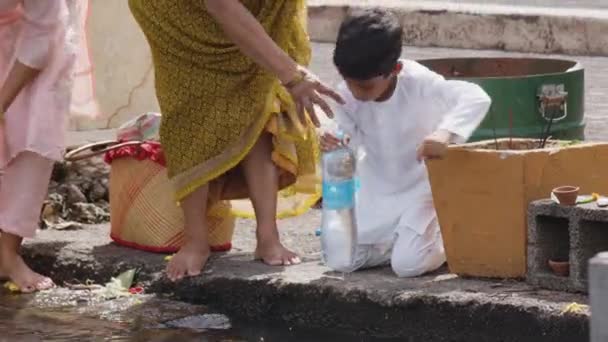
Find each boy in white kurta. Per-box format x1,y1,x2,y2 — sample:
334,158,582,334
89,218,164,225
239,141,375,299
320,8,492,277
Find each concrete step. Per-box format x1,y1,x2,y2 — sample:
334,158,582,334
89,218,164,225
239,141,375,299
22,211,590,342
308,0,608,56
416,0,607,10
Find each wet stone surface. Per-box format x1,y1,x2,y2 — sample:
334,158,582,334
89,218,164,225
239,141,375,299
0,287,401,342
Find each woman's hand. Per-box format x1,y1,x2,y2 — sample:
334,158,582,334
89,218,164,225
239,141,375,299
284,66,344,127
204,1,344,126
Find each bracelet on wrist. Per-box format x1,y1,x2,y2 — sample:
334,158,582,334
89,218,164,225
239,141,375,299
282,70,305,90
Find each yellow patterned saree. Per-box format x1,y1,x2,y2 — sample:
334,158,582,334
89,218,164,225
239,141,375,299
129,0,320,224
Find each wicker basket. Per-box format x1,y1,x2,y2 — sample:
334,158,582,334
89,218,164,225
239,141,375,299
65,141,234,253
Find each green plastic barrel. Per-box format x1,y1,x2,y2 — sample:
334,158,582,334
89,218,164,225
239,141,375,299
417,58,585,142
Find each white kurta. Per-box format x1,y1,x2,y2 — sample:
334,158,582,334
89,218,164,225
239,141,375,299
333,59,491,246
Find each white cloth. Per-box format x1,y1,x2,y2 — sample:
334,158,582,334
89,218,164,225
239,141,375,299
332,59,491,245
349,218,446,277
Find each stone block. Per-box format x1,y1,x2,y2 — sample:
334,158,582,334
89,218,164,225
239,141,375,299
528,200,608,293
590,252,608,342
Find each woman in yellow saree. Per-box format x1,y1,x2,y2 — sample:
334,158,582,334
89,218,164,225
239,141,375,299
129,0,342,281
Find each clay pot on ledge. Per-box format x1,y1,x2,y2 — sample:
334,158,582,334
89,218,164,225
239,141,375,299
548,259,570,277
552,186,580,206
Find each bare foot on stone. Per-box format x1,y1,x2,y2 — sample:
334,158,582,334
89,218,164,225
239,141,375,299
254,239,301,266
0,254,54,293
166,241,211,282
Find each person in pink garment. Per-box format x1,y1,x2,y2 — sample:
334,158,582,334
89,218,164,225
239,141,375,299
0,0,97,292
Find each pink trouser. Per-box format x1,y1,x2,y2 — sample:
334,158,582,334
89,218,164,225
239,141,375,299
0,151,54,238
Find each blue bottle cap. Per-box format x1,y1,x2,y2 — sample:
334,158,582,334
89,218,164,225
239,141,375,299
334,130,345,141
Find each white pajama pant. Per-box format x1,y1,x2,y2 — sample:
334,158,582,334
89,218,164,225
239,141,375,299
350,218,446,277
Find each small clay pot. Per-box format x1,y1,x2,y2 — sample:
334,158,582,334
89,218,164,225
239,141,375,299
548,259,570,277
552,186,580,206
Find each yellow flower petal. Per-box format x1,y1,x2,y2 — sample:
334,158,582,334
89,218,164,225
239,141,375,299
3,281,20,293
561,302,588,315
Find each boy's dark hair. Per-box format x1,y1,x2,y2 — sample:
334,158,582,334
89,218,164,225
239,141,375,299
333,8,403,80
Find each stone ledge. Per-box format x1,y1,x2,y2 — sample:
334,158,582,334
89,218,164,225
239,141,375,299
308,0,608,56
19,212,589,342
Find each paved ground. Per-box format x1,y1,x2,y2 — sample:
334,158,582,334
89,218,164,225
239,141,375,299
17,210,588,341
309,43,608,141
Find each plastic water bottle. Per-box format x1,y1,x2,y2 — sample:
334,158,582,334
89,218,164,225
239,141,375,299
321,131,358,272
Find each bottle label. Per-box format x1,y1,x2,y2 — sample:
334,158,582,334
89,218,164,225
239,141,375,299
323,179,355,210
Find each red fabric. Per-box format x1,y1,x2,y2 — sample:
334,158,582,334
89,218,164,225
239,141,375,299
104,141,166,166
110,232,233,254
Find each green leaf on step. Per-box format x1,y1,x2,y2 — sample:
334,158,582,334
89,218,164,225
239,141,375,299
115,269,136,289
558,140,582,147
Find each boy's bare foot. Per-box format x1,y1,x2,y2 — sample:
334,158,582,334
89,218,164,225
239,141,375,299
0,253,54,293
166,240,211,282
254,238,301,266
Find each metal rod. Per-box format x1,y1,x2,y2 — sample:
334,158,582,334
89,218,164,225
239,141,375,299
509,108,513,149
490,105,499,150
538,111,547,148
541,106,557,148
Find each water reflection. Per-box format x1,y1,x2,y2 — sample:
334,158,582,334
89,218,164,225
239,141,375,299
0,288,399,342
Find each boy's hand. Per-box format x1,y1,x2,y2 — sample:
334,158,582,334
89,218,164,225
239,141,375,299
416,130,452,162
320,132,349,152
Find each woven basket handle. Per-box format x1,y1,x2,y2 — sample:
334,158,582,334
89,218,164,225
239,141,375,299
65,140,144,162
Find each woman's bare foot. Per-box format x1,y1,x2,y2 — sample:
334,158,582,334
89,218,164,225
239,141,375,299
1,232,54,293
254,236,301,266
0,253,54,293
166,240,211,282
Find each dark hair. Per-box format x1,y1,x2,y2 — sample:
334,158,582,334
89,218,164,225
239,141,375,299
333,8,403,80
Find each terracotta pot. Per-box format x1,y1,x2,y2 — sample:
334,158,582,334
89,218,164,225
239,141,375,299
552,186,580,206
548,259,570,277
